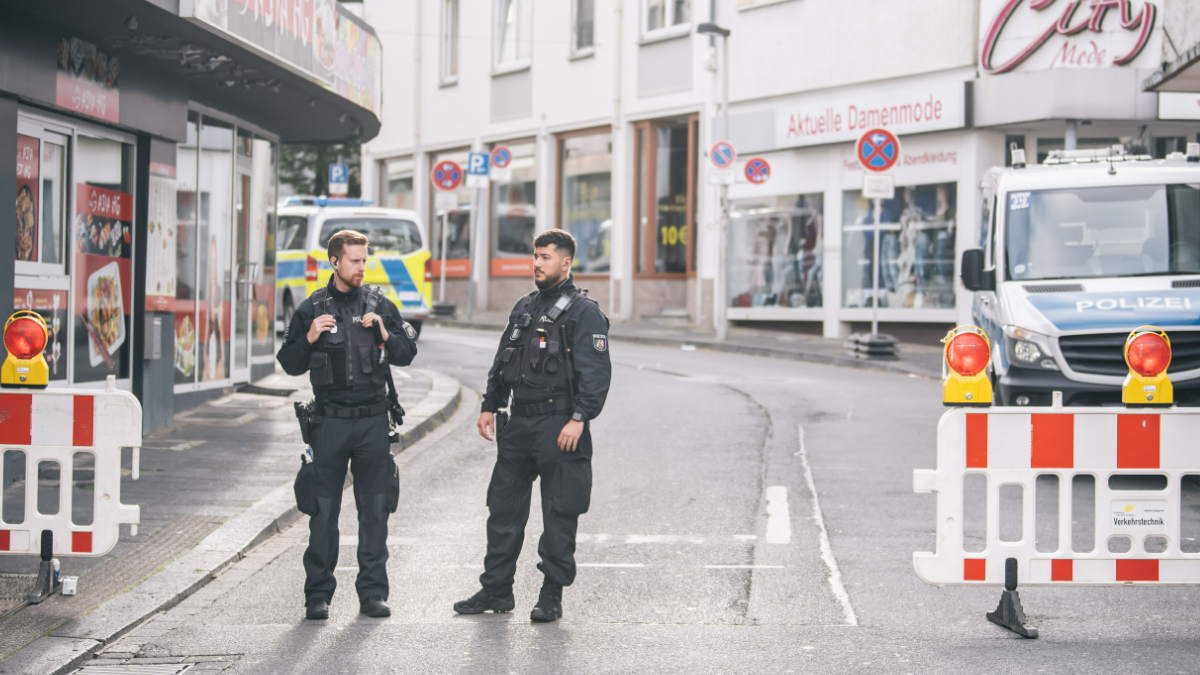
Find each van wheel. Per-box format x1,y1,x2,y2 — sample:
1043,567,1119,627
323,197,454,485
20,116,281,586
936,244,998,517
408,320,422,341
283,294,295,330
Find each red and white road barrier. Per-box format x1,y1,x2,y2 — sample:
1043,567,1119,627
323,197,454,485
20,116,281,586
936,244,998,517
0,379,140,557
914,405,1200,586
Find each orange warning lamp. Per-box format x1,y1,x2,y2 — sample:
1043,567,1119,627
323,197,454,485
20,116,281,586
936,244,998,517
2,311,49,388
1123,326,1172,407
943,326,992,407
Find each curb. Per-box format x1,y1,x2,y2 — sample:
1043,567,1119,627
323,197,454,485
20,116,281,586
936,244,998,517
0,369,462,675
434,319,940,380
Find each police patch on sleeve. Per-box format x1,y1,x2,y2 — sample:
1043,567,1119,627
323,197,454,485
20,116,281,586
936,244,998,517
404,322,417,339
593,334,607,352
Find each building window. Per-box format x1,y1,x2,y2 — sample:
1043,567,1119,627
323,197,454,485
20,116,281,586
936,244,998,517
490,140,537,277
572,0,594,55
842,183,957,310
428,149,472,278
382,157,414,210
645,0,690,34
729,194,823,309
633,116,698,276
559,129,611,274
441,0,459,83
494,0,532,71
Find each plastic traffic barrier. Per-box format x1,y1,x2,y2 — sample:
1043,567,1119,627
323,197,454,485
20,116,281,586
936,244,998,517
0,377,140,558
914,399,1200,637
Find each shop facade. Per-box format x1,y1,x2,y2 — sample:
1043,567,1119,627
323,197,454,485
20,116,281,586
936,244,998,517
2,0,381,432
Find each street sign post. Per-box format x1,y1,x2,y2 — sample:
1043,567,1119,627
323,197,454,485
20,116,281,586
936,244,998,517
856,129,901,342
464,152,492,317
328,163,348,195
744,157,771,184
431,160,463,305
466,152,490,189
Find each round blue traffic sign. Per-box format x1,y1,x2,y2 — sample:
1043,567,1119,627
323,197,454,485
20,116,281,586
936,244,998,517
491,146,512,169
744,157,771,184
857,129,900,172
711,141,736,169
432,160,462,191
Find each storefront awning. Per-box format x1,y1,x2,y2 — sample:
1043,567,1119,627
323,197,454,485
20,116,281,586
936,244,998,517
5,0,380,144
1144,42,1200,93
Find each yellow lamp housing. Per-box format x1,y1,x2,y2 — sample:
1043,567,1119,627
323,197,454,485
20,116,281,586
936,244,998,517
1122,325,1173,407
1,311,49,388
943,326,993,407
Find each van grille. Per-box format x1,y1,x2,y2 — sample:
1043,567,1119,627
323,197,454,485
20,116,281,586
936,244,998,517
1024,283,1084,293
1172,278,1200,288
1059,331,1200,376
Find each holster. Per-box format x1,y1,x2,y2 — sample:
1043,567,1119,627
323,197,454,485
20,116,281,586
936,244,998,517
495,410,510,436
294,400,315,445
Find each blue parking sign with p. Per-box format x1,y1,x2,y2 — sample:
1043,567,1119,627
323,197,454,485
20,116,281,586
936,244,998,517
329,164,348,184
467,152,490,175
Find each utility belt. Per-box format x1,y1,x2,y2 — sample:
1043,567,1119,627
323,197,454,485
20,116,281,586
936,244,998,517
510,397,573,417
323,400,390,419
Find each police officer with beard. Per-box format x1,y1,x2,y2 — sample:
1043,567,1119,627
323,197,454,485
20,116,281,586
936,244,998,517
277,230,418,621
454,229,611,622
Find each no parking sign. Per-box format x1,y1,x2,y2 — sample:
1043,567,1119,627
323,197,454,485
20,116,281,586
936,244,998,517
431,160,462,191
744,157,771,184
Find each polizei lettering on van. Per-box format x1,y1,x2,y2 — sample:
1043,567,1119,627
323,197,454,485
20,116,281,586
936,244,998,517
1025,290,1200,331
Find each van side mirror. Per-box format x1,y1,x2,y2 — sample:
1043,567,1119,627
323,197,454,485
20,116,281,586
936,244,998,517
960,248,995,292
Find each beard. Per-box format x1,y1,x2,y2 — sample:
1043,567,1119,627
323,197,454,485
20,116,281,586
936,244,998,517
535,269,563,290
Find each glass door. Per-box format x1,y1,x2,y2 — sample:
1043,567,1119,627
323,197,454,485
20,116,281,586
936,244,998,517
231,166,253,384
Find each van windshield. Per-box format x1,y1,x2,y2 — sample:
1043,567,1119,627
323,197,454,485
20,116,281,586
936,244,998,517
1006,184,1200,281
319,217,422,255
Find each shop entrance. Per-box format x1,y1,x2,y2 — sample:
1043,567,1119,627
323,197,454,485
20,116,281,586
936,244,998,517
231,168,254,384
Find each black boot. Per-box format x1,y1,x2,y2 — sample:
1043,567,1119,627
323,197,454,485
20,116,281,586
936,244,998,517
360,596,391,617
530,579,562,622
453,588,516,615
306,597,329,620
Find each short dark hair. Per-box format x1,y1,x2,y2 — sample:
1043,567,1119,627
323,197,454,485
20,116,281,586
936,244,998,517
327,230,369,262
533,229,576,258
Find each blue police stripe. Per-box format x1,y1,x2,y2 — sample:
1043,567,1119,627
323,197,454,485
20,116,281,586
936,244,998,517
1027,290,1200,331
277,259,304,280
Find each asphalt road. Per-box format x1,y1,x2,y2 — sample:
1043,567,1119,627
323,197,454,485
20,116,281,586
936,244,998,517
98,326,1200,674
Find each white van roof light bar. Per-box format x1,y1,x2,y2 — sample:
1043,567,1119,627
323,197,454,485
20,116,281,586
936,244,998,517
1042,145,1151,165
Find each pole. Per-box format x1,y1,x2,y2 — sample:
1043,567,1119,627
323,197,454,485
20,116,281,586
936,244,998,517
871,197,882,336
439,210,448,304
466,186,479,319
715,33,731,341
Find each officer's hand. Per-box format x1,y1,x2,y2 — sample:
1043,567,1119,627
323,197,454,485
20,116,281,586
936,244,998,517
477,412,495,441
558,420,584,452
362,312,388,342
307,315,337,344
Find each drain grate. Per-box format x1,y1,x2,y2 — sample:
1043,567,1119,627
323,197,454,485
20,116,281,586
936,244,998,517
73,665,191,674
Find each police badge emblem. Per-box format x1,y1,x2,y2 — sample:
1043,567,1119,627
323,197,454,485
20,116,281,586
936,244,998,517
404,323,417,339
593,334,607,352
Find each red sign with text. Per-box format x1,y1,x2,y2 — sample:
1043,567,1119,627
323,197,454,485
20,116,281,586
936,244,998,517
56,38,120,123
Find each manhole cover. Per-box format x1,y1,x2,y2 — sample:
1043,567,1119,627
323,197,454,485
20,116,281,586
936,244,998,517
73,665,191,674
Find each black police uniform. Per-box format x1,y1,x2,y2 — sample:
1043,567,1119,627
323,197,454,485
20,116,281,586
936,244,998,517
477,275,611,602
276,278,417,607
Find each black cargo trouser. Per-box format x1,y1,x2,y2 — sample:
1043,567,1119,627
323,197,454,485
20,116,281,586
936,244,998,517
479,413,593,596
303,411,394,604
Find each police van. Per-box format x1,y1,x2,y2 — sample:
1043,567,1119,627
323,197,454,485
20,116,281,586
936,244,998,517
276,197,432,338
964,145,1200,406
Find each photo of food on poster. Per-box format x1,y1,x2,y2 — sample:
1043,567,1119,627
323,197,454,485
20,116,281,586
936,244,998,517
146,174,178,311
14,288,68,381
16,134,40,262
76,184,132,259
174,305,196,383
73,252,131,382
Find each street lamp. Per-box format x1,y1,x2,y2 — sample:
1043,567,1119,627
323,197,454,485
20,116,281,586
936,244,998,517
696,22,731,340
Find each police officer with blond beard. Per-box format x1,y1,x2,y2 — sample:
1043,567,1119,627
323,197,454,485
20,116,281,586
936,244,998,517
454,229,611,622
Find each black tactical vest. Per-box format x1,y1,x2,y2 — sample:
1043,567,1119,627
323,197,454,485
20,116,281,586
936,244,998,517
498,289,588,400
306,285,389,402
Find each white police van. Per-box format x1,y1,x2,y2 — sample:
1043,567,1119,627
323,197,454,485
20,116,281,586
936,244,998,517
963,145,1200,406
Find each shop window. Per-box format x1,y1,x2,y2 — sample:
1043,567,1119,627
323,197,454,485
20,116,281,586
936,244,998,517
382,157,414,209
197,116,233,383
441,0,459,83
572,0,595,55
842,183,957,310
175,112,201,385
73,133,135,383
645,0,690,34
729,194,823,309
559,129,611,274
429,149,472,277
494,0,532,71
1154,136,1188,159
490,140,537,277
633,116,698,276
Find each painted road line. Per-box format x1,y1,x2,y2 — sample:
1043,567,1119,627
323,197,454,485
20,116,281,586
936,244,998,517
704,565,786,570
797,424,859,626
577,563,647,568
765,485,792,544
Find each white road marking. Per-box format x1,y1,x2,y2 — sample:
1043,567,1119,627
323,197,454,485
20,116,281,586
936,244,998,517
797,424,858,626
578,563,647,568
576,534,754,544
700,559,787,564
765,486,792,544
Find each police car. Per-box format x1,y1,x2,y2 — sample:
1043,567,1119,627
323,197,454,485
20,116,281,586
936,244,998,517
276,197,432,338
963,144,1200,406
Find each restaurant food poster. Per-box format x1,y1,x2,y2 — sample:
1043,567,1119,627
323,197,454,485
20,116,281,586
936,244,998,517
56,37,119,123
146,176,178,311
15,134,39,262
14,289,68,382
74,184,132,382
173,302,197,384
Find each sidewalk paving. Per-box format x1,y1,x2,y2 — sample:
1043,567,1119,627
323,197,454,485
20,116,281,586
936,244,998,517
0,365,461,675
434,312,944,379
